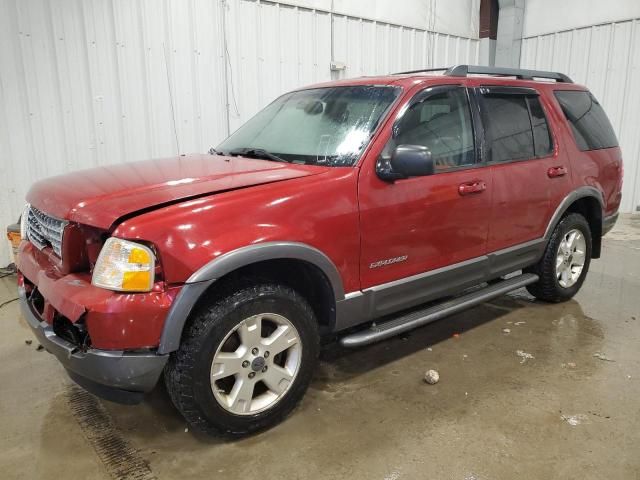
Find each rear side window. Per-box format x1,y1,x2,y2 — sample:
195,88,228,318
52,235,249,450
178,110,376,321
554,90,618,151
481,91,553,162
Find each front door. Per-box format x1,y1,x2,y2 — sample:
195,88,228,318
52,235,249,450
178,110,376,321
358,84,493,316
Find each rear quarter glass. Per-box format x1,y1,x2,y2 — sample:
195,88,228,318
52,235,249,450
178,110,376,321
553,90,618,151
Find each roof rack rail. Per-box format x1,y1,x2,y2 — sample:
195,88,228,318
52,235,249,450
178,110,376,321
446,65,573,83
393,65,573,83
392,67,450,75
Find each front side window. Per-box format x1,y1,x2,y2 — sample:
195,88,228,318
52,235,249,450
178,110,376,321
383,87,476,171
217,86,400,167
554,90,618,151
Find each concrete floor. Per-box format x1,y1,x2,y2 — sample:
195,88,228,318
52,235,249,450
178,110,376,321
1,216,639,480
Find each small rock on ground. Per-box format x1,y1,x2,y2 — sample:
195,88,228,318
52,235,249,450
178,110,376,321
424,369,439,384
502,328,511,334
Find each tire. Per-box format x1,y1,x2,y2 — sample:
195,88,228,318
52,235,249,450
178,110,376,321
164,282,319,437
525,213,592,303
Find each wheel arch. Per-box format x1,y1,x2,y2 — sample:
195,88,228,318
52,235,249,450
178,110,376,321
158,242,345,354
545,187,604,258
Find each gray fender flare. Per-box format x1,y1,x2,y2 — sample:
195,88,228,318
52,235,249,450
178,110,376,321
158,242,345,354
543,186,604,240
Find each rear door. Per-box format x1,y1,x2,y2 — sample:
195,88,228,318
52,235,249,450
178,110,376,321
477,86,572,265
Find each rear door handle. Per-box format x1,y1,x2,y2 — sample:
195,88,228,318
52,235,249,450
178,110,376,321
547,166,568,178
458,180,487,196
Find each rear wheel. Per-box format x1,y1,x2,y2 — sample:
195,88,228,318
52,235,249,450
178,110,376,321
525,213,592,302
164,283,319,437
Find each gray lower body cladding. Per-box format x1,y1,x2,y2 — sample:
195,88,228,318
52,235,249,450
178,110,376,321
335,238,546,331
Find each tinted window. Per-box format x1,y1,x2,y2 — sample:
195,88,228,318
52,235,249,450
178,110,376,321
527,96,553,157
390,87,475,170
482,95,534,162
554,90,618,151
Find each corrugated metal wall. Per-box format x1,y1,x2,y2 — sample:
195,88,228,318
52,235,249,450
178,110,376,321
0,0,479,265
331,15,479,79
521,18,640,214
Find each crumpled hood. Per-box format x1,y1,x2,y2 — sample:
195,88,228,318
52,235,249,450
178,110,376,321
27,154,328,229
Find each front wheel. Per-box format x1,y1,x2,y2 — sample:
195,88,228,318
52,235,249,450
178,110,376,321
525,213,592,302
164,283,319,437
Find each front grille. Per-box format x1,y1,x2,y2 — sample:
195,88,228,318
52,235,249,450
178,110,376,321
26,205,68,259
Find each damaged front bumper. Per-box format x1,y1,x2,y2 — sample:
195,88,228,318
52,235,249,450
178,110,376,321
19,286,168,404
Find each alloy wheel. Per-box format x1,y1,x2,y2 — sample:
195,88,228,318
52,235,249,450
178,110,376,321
555,228,587,288
210,313,302,415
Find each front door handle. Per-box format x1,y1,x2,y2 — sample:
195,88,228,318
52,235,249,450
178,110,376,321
458,180,487,196
547,166,568,178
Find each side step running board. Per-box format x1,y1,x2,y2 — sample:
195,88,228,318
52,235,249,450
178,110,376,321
339,273,539,348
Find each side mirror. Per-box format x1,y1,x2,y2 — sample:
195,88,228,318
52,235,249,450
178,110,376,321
303,100,324,115
377,145,434,181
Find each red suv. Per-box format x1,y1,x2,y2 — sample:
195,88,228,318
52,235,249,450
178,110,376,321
17,65,622,436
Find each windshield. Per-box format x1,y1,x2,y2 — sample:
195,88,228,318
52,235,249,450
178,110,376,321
217,86,400,166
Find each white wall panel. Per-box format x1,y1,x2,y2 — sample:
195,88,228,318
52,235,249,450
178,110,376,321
331,15,479,78
248,0,481,38
521,19,640,214
223,1,333,133
0,0,479,264
523,0,640,38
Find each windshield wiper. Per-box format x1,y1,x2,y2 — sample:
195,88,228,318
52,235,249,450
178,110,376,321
228,148,290,163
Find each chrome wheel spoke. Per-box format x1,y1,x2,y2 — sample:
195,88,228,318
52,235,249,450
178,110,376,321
262,365,294,395
238,316,262,347
561,268,571,286
211,352,244,380
261,324,298,356
559,239,568,256
227,378,256,413
572,250,585,265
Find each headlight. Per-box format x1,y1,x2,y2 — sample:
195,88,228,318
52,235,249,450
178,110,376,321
20,203,30,240
92,238,155,292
